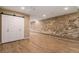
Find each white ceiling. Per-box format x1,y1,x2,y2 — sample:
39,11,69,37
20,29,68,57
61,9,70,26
0,6,79,21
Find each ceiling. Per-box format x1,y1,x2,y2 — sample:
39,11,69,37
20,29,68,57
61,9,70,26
0,6,79,21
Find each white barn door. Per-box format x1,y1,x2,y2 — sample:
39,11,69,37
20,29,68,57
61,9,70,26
2,14,24,43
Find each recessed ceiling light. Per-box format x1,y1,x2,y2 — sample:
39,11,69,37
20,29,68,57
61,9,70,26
64,7,68,10
35,20,39,24
21,7,25,10
43,14,46,17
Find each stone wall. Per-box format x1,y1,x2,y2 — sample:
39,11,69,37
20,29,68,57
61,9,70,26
30,12,79,40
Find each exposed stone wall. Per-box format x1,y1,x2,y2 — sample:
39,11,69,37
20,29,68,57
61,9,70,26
30,12,79,40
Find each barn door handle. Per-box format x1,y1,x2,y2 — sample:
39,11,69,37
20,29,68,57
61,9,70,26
7,29,9,32
19,29,21,31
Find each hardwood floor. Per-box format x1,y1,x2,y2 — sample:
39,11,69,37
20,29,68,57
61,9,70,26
0,39,30,52
30,32,79,53
0,32,79,53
